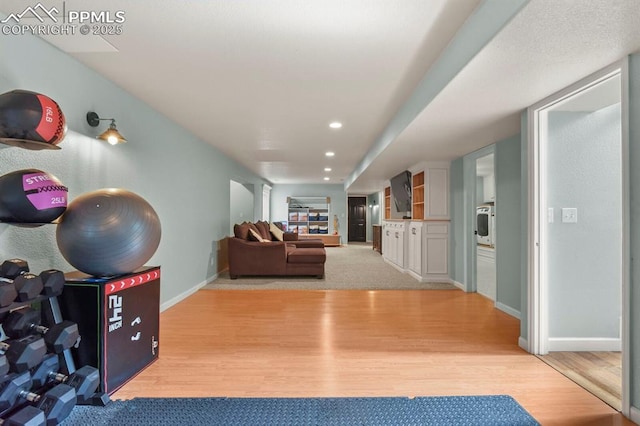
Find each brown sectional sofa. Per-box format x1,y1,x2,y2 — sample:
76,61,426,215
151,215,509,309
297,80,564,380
229,221,326,279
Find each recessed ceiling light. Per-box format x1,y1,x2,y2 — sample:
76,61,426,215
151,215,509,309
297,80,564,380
325,151,335,157
329,122,342,129
324,167,332,172
324,177,330,181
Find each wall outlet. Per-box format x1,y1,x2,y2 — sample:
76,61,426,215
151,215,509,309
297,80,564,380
561,208,578,223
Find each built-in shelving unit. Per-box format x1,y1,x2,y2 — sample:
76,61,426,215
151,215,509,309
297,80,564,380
384,187,391,220
287,196,330,235
412,171,424,220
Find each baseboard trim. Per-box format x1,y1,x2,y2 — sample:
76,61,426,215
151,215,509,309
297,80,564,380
547,337,621,352
452,280,465,291
407,270,421,282
160,275,216,312
421,274,452,283
496,302,521,320
383,258,406,274
518,337,529,352
630,406,640,424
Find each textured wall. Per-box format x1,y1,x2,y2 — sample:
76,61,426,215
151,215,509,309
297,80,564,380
546,106,622,339
495,134,522,314
0,28,269,308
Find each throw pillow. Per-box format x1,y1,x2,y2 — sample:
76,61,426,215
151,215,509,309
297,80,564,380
234,222,251,240
256,221,272,240
270,222,284,242
249,228,266,242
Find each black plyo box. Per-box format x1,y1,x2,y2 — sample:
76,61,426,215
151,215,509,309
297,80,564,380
59,266,160,395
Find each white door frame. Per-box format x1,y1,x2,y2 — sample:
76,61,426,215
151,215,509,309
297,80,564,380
527,60,630,416
463,144,495,293
262,184,272,221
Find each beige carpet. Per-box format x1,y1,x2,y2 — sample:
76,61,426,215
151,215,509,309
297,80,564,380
203,242,457,290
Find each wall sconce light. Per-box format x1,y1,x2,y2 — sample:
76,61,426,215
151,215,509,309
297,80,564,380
86,111,127,145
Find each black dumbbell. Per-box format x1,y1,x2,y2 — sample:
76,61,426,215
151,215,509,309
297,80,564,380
0,336,47,373
0,260,42,303
0,261,63,301
0,371,76,425
30,354,99,405
0,276,42,304
0,405,46,426
37,271,64,298
0,260,27,308
0,282,17,309
3,309,79,354
0,356,8,377
0,260,29,280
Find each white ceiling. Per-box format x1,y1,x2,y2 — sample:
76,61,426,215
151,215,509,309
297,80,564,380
3,0,640,194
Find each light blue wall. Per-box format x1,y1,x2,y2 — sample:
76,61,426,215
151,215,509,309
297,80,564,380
270,184,347,238
495,134,522,315
449,135,521,316
0,29,269,307
366,192,381,241
449,158,464,283
229,181,255,233
546,107,622,339
628,53,640,412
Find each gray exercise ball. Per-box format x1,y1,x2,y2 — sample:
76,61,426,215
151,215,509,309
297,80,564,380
56,188,161,277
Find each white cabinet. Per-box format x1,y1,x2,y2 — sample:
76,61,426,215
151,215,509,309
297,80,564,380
382,221,407,270
425,166,449,219
423,222,449,282
477,246,496,300
382,161,451,284
407,222,423,277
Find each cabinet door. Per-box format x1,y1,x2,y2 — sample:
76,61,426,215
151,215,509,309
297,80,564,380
424,223,449,274
382,225,392,262
408,225,422,274
426,167,449,219
395,228,404,268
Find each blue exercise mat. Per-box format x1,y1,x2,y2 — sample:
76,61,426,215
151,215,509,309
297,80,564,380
62,395,539,425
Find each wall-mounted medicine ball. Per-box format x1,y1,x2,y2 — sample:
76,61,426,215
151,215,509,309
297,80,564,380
56,188,161,277
0,89,67,150
0,169,68,223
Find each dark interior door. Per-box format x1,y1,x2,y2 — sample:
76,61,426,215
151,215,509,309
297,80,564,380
348,197,367,242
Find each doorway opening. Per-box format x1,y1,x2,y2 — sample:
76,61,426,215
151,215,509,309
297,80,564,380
528,63,628,413
475,154,496,301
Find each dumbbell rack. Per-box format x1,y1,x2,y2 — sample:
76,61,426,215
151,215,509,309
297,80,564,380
0,294,74,368
0,285,110,414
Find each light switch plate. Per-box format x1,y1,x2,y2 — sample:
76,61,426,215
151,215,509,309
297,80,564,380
561,208,578,223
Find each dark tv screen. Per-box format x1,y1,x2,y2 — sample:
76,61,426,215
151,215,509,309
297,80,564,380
390,170,412,213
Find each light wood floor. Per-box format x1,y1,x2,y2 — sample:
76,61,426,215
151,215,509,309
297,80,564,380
113,289,635,426
539,351,622,410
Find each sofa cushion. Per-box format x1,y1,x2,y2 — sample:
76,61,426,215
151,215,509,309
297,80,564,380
234,222,251,240
287,247,326,264
249,228,268,242
270,222,285,241
256,221,272,240
247,223,264,241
